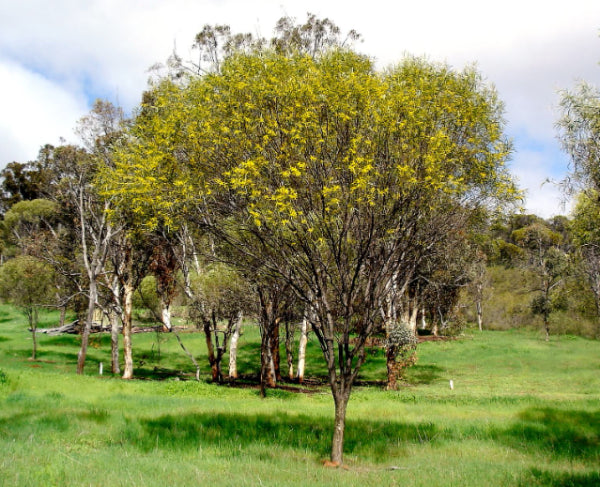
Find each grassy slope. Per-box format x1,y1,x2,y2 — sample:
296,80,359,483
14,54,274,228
0,304,599,486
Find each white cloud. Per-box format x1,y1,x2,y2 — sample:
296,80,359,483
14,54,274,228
510,149,572,218
0,58,88,164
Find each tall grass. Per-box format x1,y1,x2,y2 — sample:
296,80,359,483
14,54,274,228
1,304,599,486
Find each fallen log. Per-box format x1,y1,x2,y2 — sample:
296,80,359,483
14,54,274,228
36,321,112,335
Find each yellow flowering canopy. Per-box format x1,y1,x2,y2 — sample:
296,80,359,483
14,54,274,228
105,49,514,238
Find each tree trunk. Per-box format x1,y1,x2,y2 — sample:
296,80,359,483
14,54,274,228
260,329,277,396
161,302,172,332
297,314,309,383
203,320,218,382
386,345,400,391
77,279,97,374
330,388,351,465
59,305,66,328
476,299,483,331
29,309,37,361
122,283,134,379
420,307,427,330
272,319,281,382
258,288,277,394
285,320,294,380
228,312,243,382
109,310,120,374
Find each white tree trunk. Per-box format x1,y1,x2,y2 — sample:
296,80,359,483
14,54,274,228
228,312,243,380
297,314,309,383
161,303,172,331
122,283,135,379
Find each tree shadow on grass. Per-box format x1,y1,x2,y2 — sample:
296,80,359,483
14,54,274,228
44,335,81,347
123,411,440,461
497,407,600,463
404,364,444,385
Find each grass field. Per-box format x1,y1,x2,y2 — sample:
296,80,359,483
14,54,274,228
0,304,599,486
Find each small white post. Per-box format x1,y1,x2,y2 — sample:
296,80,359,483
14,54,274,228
99,362,103,375
449,379,454,390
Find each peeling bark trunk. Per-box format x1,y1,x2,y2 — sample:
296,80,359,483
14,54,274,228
122,283,134,379
476,299,483,332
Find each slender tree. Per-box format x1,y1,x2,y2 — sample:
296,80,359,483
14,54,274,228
0,256,55,359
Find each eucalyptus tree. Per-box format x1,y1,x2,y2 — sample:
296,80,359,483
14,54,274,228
47,100,126,375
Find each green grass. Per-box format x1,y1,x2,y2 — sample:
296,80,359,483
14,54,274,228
0,304,599,486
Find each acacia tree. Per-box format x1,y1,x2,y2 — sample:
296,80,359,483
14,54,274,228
106,43,514,463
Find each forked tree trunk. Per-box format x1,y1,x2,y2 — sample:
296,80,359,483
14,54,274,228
122,283,134,379
109,310,120,374
228,312,243,382
297,314,309,383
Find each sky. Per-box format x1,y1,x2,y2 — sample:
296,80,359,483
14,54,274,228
1,0,599,218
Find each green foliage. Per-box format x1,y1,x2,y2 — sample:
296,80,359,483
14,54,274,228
0,256,55,311
557,80,600,192
188,263,253,320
